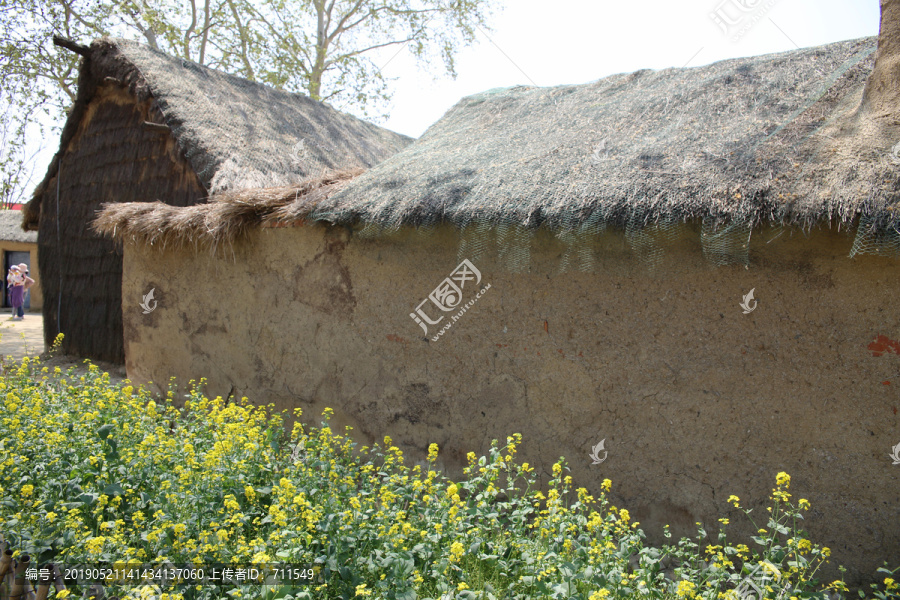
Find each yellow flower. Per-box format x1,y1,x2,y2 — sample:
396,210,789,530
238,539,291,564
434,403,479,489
85,536,106,555
759,561,781,581
450,541,465,563
776,472,790,488
355,584,372,597
885,577,898,590
601,479,612,492
20,484,33,497
676,580,697,598
46,512,57,523
798,498,810,510
427,443,439,462
589,591,611,600
727,494,740,507
224,494,240,511
457,582,468,591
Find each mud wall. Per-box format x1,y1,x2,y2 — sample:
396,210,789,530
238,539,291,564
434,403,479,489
122,222,900,583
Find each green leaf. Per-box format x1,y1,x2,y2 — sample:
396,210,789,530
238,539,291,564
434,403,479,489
102,483,125,496
97,424,114,439
76,492,100,505
394,589,416,600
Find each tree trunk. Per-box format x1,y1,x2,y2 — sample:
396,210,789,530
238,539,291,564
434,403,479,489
862,0,900,116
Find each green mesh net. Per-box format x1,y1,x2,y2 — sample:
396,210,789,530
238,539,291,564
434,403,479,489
701,218,752,267
850,213,900,258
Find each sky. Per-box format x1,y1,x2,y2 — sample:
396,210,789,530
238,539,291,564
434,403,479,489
377,0,880,138
18,0,881,196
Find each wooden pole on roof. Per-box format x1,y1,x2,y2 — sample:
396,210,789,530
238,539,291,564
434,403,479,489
51,36,90,58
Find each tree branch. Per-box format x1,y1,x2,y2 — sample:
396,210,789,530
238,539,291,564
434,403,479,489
184,0,198,60
199,0,211,64
324,37,415,65
326,0,367,43
225,0,255,80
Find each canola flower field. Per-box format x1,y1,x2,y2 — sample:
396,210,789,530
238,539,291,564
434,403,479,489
0,343,897,600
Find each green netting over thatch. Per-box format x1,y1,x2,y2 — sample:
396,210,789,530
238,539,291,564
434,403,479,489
308,37,894,237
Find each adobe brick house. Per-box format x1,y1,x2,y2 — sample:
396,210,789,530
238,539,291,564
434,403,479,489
96,3,900,585
23,37,411,362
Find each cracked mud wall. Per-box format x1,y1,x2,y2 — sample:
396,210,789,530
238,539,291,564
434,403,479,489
122,222,900,583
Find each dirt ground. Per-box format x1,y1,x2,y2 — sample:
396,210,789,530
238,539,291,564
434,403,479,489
0,311,128,384
36,352,129,384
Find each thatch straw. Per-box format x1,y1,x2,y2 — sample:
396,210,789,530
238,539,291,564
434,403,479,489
308,36,900,234
93,169,363,251
20,202,39,232
0,211,36,243
23,37,412,233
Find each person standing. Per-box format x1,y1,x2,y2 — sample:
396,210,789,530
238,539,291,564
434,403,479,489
16,264,34,319
6,265,23,320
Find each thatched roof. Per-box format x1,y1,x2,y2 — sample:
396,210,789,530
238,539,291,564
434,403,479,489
96,36,900,253
0,210,37,243
23,37,413,231
304,36,898,233
93,169,360,250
